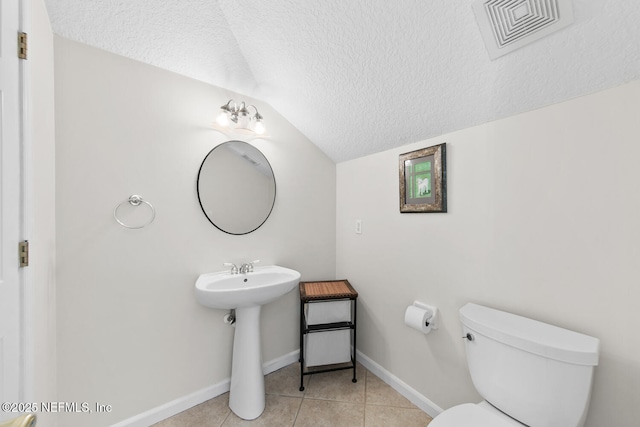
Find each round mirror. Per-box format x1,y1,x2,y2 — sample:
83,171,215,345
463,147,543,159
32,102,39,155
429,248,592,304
197,141,276,235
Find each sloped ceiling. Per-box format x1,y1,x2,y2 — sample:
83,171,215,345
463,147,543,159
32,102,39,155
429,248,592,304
44,0,640,162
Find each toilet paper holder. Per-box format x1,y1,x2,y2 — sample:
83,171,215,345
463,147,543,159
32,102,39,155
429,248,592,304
412,301,439,330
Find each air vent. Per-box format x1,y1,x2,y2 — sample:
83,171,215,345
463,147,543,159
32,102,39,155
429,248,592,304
472,0,573,59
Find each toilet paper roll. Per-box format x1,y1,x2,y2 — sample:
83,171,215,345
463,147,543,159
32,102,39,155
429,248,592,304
404,305,432,334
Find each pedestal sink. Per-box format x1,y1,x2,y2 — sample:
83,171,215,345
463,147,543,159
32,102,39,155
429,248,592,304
195,265,301,420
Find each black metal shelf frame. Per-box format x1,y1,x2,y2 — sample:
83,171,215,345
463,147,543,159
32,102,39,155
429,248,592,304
299,297,357,391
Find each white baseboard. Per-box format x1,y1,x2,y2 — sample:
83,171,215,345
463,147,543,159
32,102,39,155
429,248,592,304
111,350,300,427
112,349,442,426
356,350,443,418
110,379,230,427
262,349,300,375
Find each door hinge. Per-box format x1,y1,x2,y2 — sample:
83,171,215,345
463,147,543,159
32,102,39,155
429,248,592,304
19,240,29,267
18,32,28,60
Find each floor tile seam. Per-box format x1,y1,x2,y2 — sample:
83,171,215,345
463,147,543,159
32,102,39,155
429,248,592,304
301,371,366,404
219,406,233,426
265,391,306,398
294,398,366,427
363,368,369,406
301,394,366,404
363,401,421,410
300,396,366,407
363,370,420,411
291,393,305,427
364,402,426,410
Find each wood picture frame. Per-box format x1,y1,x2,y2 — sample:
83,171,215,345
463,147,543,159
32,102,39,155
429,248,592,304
399,143,447,213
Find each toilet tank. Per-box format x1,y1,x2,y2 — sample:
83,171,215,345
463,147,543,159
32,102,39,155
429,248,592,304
460,303,599,427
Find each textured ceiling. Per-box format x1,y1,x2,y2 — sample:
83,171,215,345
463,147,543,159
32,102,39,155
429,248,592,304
44,0,640,162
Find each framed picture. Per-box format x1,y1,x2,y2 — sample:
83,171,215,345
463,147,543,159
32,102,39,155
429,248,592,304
399,143,447,213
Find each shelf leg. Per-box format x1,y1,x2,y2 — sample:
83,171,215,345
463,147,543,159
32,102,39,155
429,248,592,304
299,299,305,391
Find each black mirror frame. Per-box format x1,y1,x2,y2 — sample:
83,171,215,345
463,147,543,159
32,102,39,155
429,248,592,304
197,141,276,235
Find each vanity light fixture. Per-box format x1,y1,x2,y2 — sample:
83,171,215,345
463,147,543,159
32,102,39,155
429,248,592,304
216,99,266,135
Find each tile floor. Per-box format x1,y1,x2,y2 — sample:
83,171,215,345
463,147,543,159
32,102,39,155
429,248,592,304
152,363,433,426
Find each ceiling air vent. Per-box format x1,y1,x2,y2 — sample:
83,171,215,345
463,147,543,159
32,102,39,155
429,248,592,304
472,0,573,59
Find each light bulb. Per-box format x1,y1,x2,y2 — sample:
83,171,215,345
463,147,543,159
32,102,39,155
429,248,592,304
216,112,229,127
254,120,265,135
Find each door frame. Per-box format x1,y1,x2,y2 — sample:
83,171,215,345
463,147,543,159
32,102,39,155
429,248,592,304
18,0,34,403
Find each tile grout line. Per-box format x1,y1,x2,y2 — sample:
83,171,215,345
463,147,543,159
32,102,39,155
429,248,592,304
362,368,368,427
292,366,307,427
291,395,304,427
219,408,231,427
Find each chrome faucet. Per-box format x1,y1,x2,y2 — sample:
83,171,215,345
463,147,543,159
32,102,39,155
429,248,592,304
223,262,239,274
224,260,260,274
239,260,260,274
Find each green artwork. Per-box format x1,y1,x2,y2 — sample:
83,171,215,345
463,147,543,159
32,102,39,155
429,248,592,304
414,161,432,173
407,160,432,199
414,173,431,198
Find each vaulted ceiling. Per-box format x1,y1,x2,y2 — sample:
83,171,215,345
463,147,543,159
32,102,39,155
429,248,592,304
44,0,640,162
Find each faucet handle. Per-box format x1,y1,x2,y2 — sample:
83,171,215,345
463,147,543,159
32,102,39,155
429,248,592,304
247,260,260,272
223,262,238,274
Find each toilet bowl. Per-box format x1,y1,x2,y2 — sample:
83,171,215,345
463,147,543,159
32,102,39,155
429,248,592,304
430,402,523,427
430,303,599,427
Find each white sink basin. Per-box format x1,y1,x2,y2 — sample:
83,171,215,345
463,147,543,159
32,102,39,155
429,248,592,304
195,265,301,309
194,265,301,420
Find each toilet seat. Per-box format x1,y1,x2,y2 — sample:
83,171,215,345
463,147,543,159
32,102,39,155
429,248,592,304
429,403,525,427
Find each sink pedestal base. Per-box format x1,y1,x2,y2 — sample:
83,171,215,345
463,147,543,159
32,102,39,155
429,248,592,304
229,305,265,420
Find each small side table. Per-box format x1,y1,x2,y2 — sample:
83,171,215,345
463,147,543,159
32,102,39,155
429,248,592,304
299,280,358,391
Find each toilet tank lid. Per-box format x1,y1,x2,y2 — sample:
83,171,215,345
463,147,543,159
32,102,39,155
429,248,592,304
459,303,599,366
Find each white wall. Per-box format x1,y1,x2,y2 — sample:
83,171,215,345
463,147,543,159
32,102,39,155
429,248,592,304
29,0,57,425
337,80,640,426
54,38,336,426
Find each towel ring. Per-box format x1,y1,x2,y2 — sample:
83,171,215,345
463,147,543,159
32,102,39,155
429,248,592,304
113,195,156,229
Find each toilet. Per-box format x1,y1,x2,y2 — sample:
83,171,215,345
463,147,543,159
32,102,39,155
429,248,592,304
430,303,599,427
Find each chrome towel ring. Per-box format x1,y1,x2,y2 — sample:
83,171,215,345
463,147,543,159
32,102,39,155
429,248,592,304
113,195,156,229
